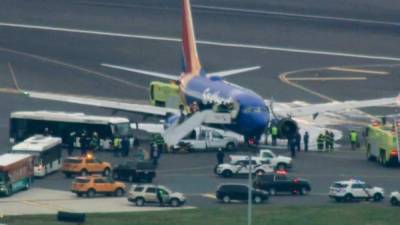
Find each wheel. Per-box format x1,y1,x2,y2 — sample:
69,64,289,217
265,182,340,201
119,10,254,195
225,142,236,151
4,186,11,196
24,179,31,190
373,193,383,202
277,163,287,170
222,170,232,178
170,198,181,207
390,197,399,206
300,187,308,195
253,195,263,204
114,188,124,197
222,195,231,203
135,197,145,206
86,189,96,198
80,169,88,176
103,168,111,177
255,170,265,176
344,194,353,202
268,188,276,196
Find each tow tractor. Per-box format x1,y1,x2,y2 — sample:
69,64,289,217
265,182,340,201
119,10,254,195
365,119,400,166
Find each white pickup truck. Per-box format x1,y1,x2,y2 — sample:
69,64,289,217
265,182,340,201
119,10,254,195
173,128,239,152
230,149,293,170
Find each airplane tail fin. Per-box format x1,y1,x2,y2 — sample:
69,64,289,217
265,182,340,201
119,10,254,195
181,0,202,76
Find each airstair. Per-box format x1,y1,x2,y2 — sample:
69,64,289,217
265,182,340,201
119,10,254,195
163,110,231,146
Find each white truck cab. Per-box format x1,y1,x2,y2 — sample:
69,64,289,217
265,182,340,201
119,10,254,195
230,149,292,170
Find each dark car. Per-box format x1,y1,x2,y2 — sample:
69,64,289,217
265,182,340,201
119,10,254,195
112,161,156,183
253,173,311,195
216,184,269,204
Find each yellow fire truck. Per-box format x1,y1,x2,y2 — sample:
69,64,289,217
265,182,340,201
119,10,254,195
365,120,400,166
149,81,182,109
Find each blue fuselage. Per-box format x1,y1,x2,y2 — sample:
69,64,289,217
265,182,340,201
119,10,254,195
181,75,269,139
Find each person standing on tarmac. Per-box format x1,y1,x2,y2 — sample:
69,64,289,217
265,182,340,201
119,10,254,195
295,132,301,152
67,131,76,156
271,125,278,146
157,188,164,207
289,136,296,157
80,130,89,156
303,131,309,152
330,132,335,150
217,148,225,165
349,130,358,150
121,136,130,157
317,133,324,151
324,130,330,150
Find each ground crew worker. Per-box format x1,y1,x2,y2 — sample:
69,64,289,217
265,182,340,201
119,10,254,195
217,148,225,165
289,136,296,157
157,188,164,207
67,131,76,156
264,127,269,145
153,133,165,153
113,136,122,157
89,132,100,153
317,133,324,151
151,143,160,166
271,125,278,146
179,105,186,124
80,130,90,155
295,132,301,152
121,136,130,157
329,132,335,150
324,130,330,150
303,131,309,152
350,130,358,150
43,127,52,136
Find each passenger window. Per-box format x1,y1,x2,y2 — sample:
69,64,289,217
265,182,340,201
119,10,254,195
94,179,105,183
134,187,144,192
212,131,223,139
146,187,156,193
86,159,94,163
352,184,363,189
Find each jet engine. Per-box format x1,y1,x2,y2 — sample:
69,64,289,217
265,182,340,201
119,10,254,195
276,118,298,139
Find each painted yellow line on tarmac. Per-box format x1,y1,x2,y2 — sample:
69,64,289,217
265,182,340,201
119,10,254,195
328,67,389,75
287,77,367,81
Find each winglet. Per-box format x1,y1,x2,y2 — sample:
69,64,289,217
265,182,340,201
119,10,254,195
181,0,202,75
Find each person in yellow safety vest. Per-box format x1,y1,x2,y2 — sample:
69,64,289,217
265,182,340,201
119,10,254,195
113,136,122,157
349,130,358,150
317,133,324,151
271,125,278,146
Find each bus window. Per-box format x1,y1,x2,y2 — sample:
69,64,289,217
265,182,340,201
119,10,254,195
0,172,5,183
113,123,131,137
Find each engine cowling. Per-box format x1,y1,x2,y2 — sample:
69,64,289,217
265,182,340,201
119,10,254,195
277,118,298,139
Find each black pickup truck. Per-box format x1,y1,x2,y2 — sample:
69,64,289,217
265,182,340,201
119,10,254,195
112,161,156,183
253,173,311,195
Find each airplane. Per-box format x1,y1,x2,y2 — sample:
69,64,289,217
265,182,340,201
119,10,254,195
23,0,400,145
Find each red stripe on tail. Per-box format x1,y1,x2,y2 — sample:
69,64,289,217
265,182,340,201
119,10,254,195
182,0,201,75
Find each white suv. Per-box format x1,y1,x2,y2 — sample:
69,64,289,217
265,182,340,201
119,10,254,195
390,191,400,206
127,184,186,207
329,179,384,202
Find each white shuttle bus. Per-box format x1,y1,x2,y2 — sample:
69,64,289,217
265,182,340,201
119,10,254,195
9,111,132,150
11,135,62,177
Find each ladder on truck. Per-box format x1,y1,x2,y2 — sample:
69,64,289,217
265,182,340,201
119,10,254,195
162,110,231,146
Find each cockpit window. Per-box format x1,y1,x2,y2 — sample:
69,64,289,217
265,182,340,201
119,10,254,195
242,106,267,113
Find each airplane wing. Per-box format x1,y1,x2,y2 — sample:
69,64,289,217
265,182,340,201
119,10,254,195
101,63,179,81
269,95,400,118
25,91,179,116
207,66,261,78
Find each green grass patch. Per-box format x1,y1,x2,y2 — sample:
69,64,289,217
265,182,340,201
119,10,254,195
2,204,399,225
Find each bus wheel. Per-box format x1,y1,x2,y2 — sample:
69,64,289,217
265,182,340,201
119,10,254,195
80,169,88,176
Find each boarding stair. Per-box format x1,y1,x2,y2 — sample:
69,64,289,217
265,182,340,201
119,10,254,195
162,110,231,146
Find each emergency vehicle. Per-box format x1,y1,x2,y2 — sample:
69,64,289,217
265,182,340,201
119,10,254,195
365,119,400,166
71,175,126,197
329,179,384,202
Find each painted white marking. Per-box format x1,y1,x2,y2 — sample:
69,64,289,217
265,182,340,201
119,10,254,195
193,4,400,27
328,67,389,75
201,193,217,199
1,22,400,61
287,77,367,81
